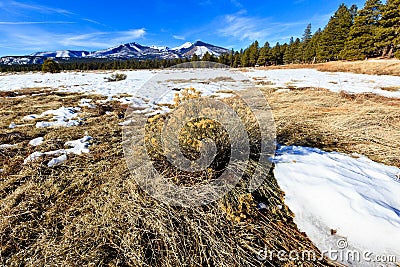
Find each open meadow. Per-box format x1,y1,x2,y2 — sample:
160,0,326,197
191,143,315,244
1,64,400,266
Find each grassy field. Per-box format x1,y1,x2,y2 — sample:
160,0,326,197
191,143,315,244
263,87,400,168
1,82,399,266
0,89,343,266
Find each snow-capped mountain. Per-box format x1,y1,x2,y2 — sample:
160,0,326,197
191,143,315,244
174,41,229,57
31,50,90,58
0,41,229,65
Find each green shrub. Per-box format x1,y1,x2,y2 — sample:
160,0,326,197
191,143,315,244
41,58,60,73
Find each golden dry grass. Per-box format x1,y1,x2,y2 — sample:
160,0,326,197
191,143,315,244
263,87,400,167
257,59,400,76
0,90,340,266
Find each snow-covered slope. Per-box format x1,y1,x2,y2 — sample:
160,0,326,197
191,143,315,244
177,41,229,57
172,42,193,50
274,146,400,266
31,50,90,58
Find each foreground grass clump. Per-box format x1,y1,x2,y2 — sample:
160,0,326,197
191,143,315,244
0,89,337,266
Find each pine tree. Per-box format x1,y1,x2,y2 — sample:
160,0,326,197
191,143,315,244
202,51,212,61
283,37,295,64
247,41,259,66
271,42,285,65
317,4,354,61
192,54,199,61
302,23,313,43
301,24,315,63
307,28,322,63
341,0,382,60
292,38,303,63
241,49,250,67
233,51,241,67
257,41,271,66
376,0,400,57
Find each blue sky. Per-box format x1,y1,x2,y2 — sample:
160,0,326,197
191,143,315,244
0,0,366,56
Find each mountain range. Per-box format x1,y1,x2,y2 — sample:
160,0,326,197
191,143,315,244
0,41,229,65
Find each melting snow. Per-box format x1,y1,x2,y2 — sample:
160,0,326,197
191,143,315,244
245,68,400,98
24,136,92,167
47,154,68,167
24,107,81,128
273,146,400,266
79,98,96,108
0,144,17,149
29,137,44,146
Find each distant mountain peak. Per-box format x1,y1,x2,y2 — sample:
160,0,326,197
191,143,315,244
0,41,229,65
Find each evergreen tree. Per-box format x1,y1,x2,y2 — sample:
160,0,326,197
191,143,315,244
271,42,285,65
257,41,271,66
241,49,250,67
283,37,295,64
248,40,259,66
302,23,313,43
301,24,315,63
350,4,359,19
341,0,382,60
317,4,354,61
376,0,400,57
202,51,212,61
307,28,322,63
192,54,199,61
292,38,303,63
233,51,241,67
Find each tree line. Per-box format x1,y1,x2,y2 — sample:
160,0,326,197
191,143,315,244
239,0,399,66
1,0,399,72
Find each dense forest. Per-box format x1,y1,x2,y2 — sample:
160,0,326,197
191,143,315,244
1,0,399,72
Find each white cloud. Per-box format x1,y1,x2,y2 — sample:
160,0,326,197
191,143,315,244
5,0,74,15
0,21,75,25
2,28,147,52
173,35,185,40
217,11,330,44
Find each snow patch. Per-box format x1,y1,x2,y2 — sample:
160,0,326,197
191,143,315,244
24,136,92,166
273,145,400,266
29,137,44,146
79,98,96,108
0,144,17,149
245,69,400,98
24,107,81,128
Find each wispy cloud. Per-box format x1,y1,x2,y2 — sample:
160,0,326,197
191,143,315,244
0,21,75,25
230,0,243,8
1,27,147,52
82,18,106,26
217,11,329,43
173,35,185,40
4,0,74,15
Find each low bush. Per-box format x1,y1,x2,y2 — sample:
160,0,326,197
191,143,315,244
106,73,127,82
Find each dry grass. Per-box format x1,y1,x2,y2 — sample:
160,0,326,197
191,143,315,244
0,90,340,266
263,87,400,167
381,86,400,92
257,59,400,76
